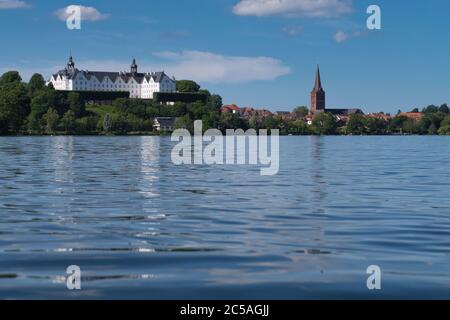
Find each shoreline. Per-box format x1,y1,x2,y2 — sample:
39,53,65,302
1,133,449,137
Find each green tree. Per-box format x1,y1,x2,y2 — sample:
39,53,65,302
402,119,420,134
422,105,439,114
311,113,337,135
0,71,22,88
112,114,129,133
174,114,193,132
208,94,223,110
112,97,131,113
187,101,215,120
262,115,282,131
27,73,46,98
346,114,366,135
440,115,450,127
438,126,450,135
428,123,437,134
439,104,449,114
30,87,59,118
202,112,221,131
76,116,100,134
366,117,387,135
61,110,76,134
67,92,85,117
288,120,310,135
420,111,446,134
219,113,245,132
0,81,30,134
102,114,113,133
26,113,43,134
248,114,261,130
43,108,59,134
438,115,450,135
293,106,309,118
389,116,408,134
176,80,200,93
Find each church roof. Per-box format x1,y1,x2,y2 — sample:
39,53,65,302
326,108,364,116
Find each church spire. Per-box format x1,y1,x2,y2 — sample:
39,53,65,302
313,65,323,92
311,65,325,113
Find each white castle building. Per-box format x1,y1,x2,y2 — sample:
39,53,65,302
47,56,177,99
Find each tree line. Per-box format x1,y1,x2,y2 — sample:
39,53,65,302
344,105,450,136
0,70,449,136
0,72,223,135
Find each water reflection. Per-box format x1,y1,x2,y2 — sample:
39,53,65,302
139,136,160,200
309,136,327,208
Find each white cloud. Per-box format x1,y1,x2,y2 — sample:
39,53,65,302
333,30,364,43
0,0,30,9
334,31,349,43
154,50,291,83
55,5,110,22
5,51,290,85
233,0,352,18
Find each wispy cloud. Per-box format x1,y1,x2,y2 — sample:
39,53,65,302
154,50,291,83
233,0,352,18
55,5,110,22
0,0,30,9
334,30,366,43
4,51,291,85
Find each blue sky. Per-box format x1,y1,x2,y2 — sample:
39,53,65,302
0,0,449,114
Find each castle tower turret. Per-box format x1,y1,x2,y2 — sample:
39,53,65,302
131,58,138,74
67,55,75,71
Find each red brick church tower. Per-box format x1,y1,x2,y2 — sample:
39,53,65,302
311,66,326,114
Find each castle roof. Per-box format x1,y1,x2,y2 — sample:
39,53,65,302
52,69,170,84
51,56,172,84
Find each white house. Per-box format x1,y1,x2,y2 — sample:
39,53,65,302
47,56,176,99
153,117,176,132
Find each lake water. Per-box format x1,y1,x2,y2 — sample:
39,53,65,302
0,136,449,299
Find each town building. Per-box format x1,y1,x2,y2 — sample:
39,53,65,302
367,113,393,121
232,106,274,121
47,56,176,99
398,112,424,122
241,107,255,118
221,104,242,115
153,117,176,132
